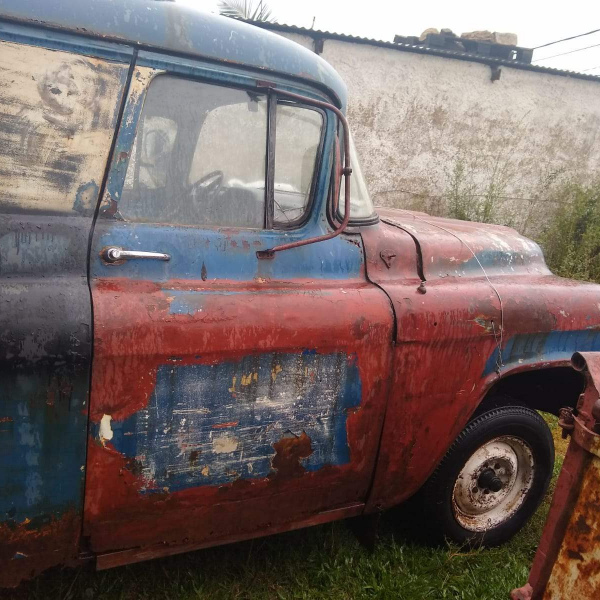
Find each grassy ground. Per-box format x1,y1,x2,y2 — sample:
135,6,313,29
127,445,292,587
2,416,568,600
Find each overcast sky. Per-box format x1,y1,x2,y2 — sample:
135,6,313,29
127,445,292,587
179,0,600,74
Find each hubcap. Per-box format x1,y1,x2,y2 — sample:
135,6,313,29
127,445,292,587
452,436,535,532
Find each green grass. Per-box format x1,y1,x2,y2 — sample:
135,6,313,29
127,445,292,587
2,416,566,600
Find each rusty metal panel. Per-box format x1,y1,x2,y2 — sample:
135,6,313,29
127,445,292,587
361,213,600,512
377,208,551,281
511,352,600,599
544,454,600,597
0,35,130,586
84,271,394,557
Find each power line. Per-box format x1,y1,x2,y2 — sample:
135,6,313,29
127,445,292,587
582,64,600,72
533,27,600,50
534,41,600,62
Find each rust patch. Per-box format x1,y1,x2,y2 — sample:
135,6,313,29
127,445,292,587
533,356,600,598
211,421,239,429
189,450,200,466
45,374,74,408
352,316,369,340
0,511,81,588
270,432,313,479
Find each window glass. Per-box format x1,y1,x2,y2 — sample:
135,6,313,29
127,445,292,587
119,77,267,228
273,105,323,225
338,130,375,220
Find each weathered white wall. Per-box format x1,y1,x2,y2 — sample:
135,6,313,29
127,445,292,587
276,31,600,234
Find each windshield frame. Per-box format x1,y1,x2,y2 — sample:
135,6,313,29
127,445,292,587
331,128,379,227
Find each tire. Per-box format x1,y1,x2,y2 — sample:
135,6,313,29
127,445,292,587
419,404,554,547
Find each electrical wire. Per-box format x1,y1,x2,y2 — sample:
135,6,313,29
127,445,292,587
534,41,600,62
533,28,600,50
374,188,543,203
582,64,600,72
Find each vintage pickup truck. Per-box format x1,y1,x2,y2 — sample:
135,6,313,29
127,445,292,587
2,0,600,588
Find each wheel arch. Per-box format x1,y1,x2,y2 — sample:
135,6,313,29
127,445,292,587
475,365,584,418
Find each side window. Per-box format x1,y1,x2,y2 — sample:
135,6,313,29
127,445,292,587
119,76,326,230
120,76,267,228
0,40,127,215
273,104,323,225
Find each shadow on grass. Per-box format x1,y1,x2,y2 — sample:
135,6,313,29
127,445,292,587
0,501,545,600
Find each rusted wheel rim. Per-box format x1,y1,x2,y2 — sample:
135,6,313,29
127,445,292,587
452,436,535,532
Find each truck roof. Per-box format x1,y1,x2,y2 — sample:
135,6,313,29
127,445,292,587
0,0,347,108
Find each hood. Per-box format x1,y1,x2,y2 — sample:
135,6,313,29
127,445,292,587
376,207,551,280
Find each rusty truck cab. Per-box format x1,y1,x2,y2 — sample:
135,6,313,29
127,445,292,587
4,0,600,589
0,0,389,585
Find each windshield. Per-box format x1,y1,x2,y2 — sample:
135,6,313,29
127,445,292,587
338,130,375,220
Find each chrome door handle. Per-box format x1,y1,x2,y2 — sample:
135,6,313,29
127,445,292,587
101,247,170,263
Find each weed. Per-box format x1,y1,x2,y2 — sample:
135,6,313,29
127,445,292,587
539,181,600,283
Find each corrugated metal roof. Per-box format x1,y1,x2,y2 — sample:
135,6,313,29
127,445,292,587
251,21,600,84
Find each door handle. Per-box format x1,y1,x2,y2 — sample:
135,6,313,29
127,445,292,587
101,247,171,263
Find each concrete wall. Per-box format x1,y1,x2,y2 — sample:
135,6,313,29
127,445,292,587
276,31,600,234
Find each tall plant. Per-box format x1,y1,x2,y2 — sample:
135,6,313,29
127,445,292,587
218,1,276,22
539,182,600,283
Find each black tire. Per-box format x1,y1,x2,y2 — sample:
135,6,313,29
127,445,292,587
419,404,554,547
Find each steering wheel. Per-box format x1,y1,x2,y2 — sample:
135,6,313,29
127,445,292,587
190,170,224,201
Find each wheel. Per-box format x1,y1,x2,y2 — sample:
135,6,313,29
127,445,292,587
419,403,554,546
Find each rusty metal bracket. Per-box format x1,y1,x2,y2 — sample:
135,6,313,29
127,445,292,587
558,406,575,439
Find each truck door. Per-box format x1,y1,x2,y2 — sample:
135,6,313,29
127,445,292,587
84,52,393,561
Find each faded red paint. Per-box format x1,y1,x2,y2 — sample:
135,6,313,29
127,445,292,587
211,421,239,429
362,215,600,512
84,274,394,556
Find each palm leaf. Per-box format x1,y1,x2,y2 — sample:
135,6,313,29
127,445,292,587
218,0,276,22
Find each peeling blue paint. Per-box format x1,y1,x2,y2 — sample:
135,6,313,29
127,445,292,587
92,220,363,282
483,329,600,376
0,20,134,63
99,352,361,490
0,371,88,527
